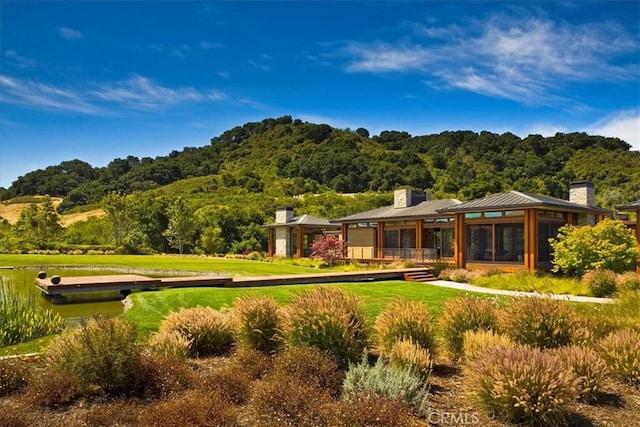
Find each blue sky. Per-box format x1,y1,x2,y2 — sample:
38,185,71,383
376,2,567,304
1,1,639,188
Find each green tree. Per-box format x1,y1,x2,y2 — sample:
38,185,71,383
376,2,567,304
550,219,639,276
198,226,226,254
163,197,197,254
102,192,134,246
14,196,62,249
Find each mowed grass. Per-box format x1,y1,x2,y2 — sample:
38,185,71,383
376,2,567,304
124,281,466,338
0,254,330,276
472,271,590,296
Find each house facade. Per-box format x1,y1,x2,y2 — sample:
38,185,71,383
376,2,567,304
331,182,611,272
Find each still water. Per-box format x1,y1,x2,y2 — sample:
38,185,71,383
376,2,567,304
1,268,126,323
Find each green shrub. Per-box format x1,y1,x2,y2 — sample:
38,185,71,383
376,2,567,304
551,345,608,403
232,295,282,354
500,296,575,349
598,329,640,388
343,355,430,417
439,295,499,358
272,346,344,397
0,358,30,397
45,316,142,396
282,287,369,368
146,330,191,360
462,330,514,364
0,280,66,346
374,298,436,357
137,390,238,427
158,306,235,357
582,269,617,297
466,345,578,425
389,339,433,382
617,271,640,291
329,396,421,427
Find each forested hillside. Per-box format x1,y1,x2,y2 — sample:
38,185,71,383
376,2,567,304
3,116,639,212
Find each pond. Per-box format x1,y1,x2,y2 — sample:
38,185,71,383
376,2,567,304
1,268,128,323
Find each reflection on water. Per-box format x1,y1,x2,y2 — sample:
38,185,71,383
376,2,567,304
2,268,126,324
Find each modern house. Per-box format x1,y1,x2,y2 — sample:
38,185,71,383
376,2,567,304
265,207,341,258
617,200,640,246
329,181,611,272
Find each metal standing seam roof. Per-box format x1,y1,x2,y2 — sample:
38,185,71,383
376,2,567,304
330,199,462,223
264,214,340,228
617,200,640,210
437,190,611,214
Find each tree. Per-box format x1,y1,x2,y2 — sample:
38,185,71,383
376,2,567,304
550,219,639,276
310,235,347,266
14,196,63,249
102,192,134,246
163,197,197,254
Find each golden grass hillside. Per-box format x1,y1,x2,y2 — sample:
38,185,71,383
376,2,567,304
0,197,103,226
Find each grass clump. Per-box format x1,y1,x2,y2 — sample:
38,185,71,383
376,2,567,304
438,268,479,283
598,329,640,388
343,354,430,417
0,280,66,346
272,346,344,397
389,339,433,382
467,345,578,425
282,286,369,368
617,271,640,291
45,316,142,396
232,295,282,354
473,271,588,296
462,330,514,364
146,330,191,360
500,296,575,349
0,358,30,397
158,305,235,357
374,298,436,357
439,295,498,358
551,345,608,403
229,348,273,380
198,364,253,405
582,269,618,297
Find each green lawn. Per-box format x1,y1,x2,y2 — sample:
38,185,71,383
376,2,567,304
124,281,466,338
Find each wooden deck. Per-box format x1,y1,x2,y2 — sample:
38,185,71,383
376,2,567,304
34,268,432,302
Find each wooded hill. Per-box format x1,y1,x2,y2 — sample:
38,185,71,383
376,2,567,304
3,115,639,215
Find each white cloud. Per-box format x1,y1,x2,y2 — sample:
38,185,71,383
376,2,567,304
589,110,640,150
4,50,37,69
57,27,83,41
344,43,431,73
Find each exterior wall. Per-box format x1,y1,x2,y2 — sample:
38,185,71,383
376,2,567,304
275,226,290,257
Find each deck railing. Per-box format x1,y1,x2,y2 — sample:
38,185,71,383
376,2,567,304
346,247,450,263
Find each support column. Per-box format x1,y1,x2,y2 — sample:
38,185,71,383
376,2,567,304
377,222,385,259
454,213,465,268
267,228,274,257
416,219,424,260
524,209,538,271
296,227,304,258
341,224,349,259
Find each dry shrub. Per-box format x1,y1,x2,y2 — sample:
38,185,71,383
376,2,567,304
159,306,235,357
198,364,253,405
462,330,514,364
617,271,640,291
232,295,282,354
282,287,369,368
272,345,344,397
44,316,142,396
389,339,433,381
439,295,499,358
228,348,273,380
551,345,608,403
80,401,142,426
0,405,32,427
137,389,238,427
23,368,88,408
500,296,575,349
146,330,191,360
329,396,421,427
582,269,618,297
466,345,578,425
439,268,475,282
598,328,640,388
137,353,194,398
0,358,30,397
374,298,436,357
246,375,332,427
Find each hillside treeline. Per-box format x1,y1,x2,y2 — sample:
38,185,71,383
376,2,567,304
3,116,640,213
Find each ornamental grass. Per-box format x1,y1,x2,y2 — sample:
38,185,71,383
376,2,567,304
158,305,235,357
461,329,514,364
551,345,608,403
439,295,499,358
598,328,640,388
145,330,192,360
232,295,282,354
281,286,369,368
466,345,579,426
389,339,433,382
374,298,437,357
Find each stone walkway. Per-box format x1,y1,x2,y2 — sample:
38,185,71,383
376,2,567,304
429,280,612,304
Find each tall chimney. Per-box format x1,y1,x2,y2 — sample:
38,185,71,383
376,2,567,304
394,189,427,208
569,181,595,207
275,207,294,224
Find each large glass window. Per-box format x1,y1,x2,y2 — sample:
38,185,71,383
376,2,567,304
466,223,524,262
442,228,454,257
384,230,400,248
466,225,493,261
538,222,562,263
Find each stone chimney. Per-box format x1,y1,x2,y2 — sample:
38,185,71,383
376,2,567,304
569,181,595,207
394,189,429,208
275,207,294,224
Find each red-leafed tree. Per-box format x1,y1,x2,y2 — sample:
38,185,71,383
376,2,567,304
310,235,347,266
